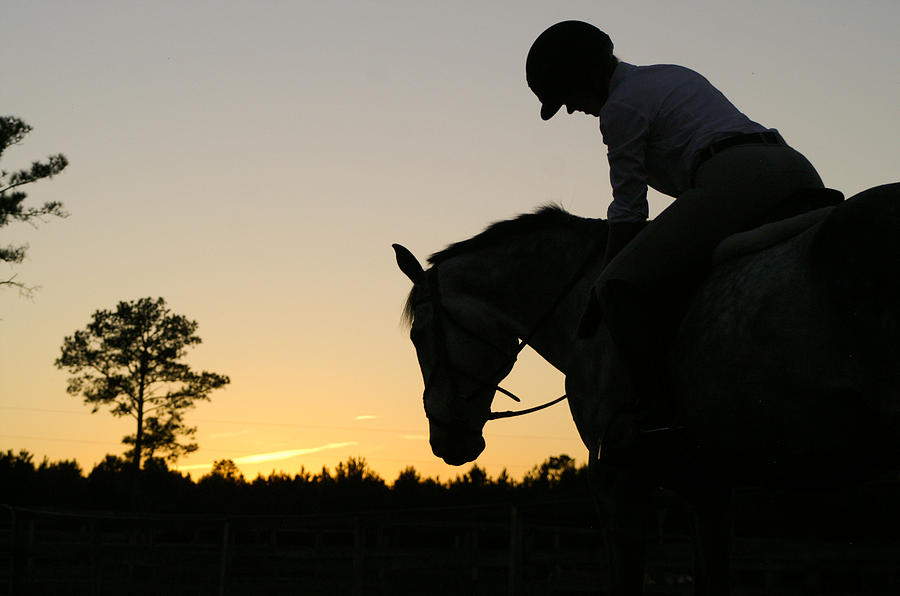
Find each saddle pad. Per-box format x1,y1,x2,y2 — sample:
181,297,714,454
712,205,836,266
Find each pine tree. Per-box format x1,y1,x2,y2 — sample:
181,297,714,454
56,297,230,473
0,116,68,294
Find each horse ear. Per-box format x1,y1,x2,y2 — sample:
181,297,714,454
393,243,426,285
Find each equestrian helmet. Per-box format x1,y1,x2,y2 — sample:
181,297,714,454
526,21,614,120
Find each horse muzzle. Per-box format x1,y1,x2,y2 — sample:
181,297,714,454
428,420,486,465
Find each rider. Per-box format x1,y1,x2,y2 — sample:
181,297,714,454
526,21,826,433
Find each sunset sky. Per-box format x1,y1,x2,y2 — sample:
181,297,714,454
2,1,898,483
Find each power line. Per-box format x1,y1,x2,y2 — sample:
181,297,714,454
0,434,117,446
0,405,576,441
0,406,92,416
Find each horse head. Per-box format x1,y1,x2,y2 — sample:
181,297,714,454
393,243,519,465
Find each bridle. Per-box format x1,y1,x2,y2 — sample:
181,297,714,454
413,239,605,434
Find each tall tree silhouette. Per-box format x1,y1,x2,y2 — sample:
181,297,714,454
56,297,230,474
0,116,68,294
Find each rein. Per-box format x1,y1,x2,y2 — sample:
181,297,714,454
421,238,605,423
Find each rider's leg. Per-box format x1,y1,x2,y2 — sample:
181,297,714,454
602,143,824,297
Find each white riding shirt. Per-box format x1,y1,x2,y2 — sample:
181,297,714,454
601,62,771,223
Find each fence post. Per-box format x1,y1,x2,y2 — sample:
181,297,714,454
91,519,100,596
375,519,386,587
25,517,34,588
508,505,523,596
218,519,230,596
469,524,480,588
5,506,20,596
352,517,364,596
127,519,137,588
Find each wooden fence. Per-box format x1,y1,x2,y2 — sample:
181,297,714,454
2,502,605,596
2,500,900,595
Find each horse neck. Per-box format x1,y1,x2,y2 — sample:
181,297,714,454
441,228,605,374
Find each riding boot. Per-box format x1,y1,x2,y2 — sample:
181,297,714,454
595,279,682,434
601,338,682,466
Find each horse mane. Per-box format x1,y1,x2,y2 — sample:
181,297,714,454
401,204,602,327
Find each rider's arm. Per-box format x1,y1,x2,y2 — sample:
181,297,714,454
601,100,650,268
602,221,645,267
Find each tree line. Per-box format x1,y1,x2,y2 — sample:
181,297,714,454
0,450,590,515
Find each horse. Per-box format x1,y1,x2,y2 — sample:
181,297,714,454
393,182,900,595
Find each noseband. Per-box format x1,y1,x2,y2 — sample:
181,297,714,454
417,240,604,433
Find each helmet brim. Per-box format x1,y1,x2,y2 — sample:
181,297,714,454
540,101,563,121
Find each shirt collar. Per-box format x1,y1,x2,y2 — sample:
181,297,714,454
607,61,636,97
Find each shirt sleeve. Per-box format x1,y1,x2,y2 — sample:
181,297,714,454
601,100,650,223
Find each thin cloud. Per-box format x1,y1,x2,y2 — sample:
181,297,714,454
177,441,358,471
354,415,377,420
207,429,250,440
235,442,358,464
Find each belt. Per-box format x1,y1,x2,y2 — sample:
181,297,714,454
695,131,785,168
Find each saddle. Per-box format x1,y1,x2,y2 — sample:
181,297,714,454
712,188,845,265
581,187,846,340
